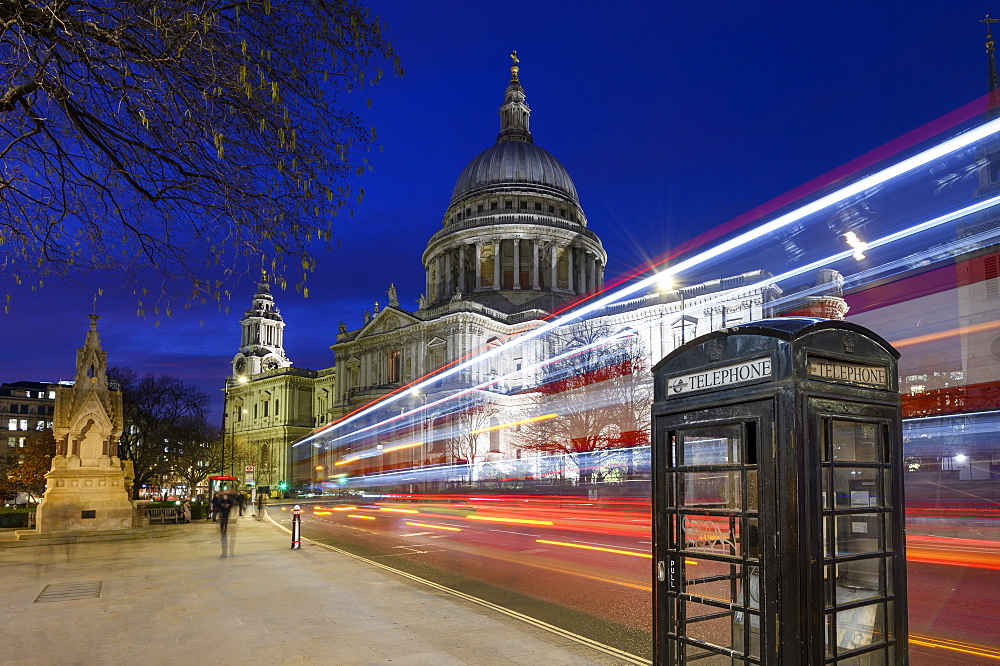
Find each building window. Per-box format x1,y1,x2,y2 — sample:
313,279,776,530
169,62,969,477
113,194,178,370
556,247,569,289
559,208,566,217
19,419,27,431
387,350,401,384
477,204,483,213
520,201,527,210
504,200,512,210
489,418,501,453
263,401,269,417
534,202,541,211
274,399,279,415
490,202,497,211
548,205,554,214
480,242,495,288
253,404,258,420
986,255,999,301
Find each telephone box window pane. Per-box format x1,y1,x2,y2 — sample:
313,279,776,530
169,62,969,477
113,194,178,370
824,516,834,558
834,558,883,605
835,513,883,556
833,602,884,653
683,558,738,604
681,425,741,465
833,468,879,508
682,514,737,556
743,517,760,561
831,420,880,462
837,652,886,666
681,471,741,509
683,598,733,647
683,644,731,664
746,469,759,510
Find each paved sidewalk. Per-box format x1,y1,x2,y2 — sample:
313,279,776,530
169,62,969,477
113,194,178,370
0,514,634,665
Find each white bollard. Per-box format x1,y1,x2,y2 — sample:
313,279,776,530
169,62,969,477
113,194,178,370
291,504,302,549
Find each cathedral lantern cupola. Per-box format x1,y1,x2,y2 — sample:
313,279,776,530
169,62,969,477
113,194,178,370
421,53,607,316
232,275,292,377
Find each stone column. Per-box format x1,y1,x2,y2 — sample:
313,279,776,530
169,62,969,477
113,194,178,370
567,246,575,293
551,245,558,291
444,249,453,297
475,242,482,291
513,239,521,289
458,244,466,293
532,241,540,289
493,240,501,290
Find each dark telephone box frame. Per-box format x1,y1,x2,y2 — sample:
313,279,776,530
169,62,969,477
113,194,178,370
651,318,907,665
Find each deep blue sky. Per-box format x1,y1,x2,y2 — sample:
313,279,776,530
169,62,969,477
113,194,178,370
3,2,997,417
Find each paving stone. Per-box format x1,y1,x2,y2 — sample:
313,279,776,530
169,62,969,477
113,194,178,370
0,517,634,665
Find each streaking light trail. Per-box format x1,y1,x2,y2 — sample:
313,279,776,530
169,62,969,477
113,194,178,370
295,114,1000,450
537,539,653,559
470,413,558,435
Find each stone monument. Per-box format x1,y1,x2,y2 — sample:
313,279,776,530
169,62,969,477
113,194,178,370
33,314,136,533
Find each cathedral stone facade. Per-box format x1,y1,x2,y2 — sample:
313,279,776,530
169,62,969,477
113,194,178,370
225,58,795,488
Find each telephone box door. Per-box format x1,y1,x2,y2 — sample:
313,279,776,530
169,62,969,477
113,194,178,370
654,400,776,665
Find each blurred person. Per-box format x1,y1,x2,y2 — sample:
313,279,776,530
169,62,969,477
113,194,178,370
256,492,266,521
217,493,233,536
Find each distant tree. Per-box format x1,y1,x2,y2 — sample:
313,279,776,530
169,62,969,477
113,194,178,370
5,428,56,499
514,320,652,484
108,366,210,498
446,396,500,470
1,0,401,313
167,417,222,496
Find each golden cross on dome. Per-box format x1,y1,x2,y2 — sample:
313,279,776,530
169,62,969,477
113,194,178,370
510,50,519,65
984,15,999,52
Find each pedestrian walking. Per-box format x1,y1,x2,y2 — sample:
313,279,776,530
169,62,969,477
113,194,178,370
236,491,245,517
217,493,234,536
181,501,192,523
256,492,266,521
209,493,221,521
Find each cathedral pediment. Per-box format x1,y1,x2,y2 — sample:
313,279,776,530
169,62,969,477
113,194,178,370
355,307,421,340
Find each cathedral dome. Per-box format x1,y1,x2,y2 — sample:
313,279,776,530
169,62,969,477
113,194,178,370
422,54,606,316
450,140,579,205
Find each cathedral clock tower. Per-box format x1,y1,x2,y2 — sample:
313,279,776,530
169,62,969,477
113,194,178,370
232,277,291,377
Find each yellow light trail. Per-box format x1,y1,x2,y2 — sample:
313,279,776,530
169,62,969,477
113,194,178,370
467,515,554,526
347,514,376,520
335,456,360,465
910,633,1000,660
382,441,422,453
537,539,652,559
330,506,357,511
313,510,331,515
380,508,420,514
406,521,462,532
470,413,558,435
892,319,1000,348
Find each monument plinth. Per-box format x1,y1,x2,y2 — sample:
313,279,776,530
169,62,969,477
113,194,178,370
32,314,136,534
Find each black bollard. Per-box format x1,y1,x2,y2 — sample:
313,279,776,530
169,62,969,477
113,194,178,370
291,504,302,549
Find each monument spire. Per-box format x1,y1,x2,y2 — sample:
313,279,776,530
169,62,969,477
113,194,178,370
497,50,533,144
983,14,1000,119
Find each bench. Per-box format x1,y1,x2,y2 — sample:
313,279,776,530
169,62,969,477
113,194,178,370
143,507,183,524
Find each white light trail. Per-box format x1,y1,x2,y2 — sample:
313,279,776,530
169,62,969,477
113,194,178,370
295,116,1000,449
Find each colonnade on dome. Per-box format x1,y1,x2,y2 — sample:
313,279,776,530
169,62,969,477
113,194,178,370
424,231,604,306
